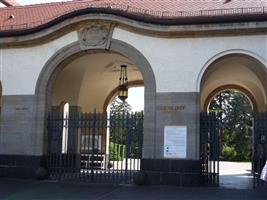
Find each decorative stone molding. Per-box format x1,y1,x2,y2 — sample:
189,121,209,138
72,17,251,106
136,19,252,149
2,14,267,48
78,22,116,50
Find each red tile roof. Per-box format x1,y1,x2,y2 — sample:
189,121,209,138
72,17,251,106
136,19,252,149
0,0,267,34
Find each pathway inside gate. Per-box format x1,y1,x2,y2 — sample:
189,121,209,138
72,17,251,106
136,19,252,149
220,162,253,189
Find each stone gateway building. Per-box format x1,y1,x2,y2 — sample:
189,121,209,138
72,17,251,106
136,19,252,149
0,0,267,187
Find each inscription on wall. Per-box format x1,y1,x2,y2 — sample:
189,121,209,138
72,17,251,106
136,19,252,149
159,105,186,113
15,107,29,111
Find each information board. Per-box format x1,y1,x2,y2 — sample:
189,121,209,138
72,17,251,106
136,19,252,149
164,126,187,158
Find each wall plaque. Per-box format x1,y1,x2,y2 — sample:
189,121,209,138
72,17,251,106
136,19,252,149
164,126,187,158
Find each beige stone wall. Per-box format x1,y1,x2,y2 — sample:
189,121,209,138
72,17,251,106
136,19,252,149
1,19,267,160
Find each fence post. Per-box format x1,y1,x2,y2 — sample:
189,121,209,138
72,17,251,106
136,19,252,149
91,108,97,182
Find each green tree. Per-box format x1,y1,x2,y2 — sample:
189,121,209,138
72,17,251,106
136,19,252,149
209,91,253,161
109,98,132,145
109,98,143,160
109,98,131,160
110,98,132,115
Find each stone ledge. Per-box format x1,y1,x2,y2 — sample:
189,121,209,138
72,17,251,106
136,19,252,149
141,159,201,173
0,155,46,179
144,171,201,186
141,159,202,186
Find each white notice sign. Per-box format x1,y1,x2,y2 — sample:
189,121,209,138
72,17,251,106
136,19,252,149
164,126,187,158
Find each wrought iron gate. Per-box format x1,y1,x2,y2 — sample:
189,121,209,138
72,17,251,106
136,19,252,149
200,112,220,186
46,110,143,184
201,112,267,188
253,113,267,188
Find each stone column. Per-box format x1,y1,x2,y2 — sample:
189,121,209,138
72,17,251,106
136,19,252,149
141,92,201,186
0,95,45,178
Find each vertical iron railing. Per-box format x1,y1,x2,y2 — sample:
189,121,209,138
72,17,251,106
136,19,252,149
253,112,267,188
47,110,143,184
200,112,220,187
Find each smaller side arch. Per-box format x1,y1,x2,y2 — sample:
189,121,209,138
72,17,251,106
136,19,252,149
203,84,258,112
61,102,69,154
103,80,144,112
196,49,267,92
59,101,69,112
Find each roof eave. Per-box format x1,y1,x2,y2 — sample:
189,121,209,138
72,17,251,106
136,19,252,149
1,8,267,37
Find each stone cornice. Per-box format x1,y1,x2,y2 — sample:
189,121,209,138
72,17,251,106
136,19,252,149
1,13,267,48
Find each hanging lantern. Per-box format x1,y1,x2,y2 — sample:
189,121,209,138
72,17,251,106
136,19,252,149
118,65,128,101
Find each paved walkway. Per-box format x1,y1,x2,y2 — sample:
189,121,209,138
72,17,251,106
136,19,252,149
220,161,253,189
0,178,266,200
0,162,265,200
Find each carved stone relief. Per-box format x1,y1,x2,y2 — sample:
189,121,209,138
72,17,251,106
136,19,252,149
78,22,116,50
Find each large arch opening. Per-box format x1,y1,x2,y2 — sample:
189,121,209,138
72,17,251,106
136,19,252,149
51,52,143,112
207,89,254,189
36,39,156,183
200,53,267,189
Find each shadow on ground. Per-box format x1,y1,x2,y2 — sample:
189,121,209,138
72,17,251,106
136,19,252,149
0,178,266,200
220,173,253,189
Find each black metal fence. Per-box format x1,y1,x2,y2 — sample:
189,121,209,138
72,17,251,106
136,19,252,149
47,110,143,184
200,112,220,187
253,113,267,188
200,112,267,188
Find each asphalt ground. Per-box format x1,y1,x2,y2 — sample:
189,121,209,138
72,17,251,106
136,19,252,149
0,178,266,200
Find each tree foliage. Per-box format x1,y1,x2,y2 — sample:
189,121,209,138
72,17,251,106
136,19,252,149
209,90,253,161
108,98,143,160
110,98,132,115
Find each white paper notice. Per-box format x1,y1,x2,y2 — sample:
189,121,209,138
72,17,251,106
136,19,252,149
164,126,187,158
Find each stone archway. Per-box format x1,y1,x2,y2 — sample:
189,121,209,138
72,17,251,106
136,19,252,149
203,84,258,113
35,38,156,160
199,53,267,187
103,80,144,112
200,53,267,112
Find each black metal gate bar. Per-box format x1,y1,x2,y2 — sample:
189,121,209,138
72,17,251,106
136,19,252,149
47,110,143,184
253,112,267,188
200,112,220,187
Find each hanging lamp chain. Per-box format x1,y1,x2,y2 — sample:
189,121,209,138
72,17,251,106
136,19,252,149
118,65,128,101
